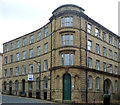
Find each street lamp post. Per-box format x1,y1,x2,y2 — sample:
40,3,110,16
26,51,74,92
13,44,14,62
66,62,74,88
34,60,41,99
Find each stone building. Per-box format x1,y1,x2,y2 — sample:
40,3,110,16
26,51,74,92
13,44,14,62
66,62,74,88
0,53,2,93
2,4,120,104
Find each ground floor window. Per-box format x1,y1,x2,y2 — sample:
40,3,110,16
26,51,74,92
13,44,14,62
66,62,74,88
28,82,33,90
3,81,7,91
15,80,19,91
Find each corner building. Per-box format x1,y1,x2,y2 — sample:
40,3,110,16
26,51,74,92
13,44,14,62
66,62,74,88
2,4,120,104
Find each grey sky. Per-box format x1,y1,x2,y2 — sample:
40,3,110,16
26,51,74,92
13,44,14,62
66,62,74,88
0,0,119,53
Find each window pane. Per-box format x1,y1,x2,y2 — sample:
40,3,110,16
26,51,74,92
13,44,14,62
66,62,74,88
64,54,69,65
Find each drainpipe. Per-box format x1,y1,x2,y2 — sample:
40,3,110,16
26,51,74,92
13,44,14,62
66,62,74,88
85,21,88,105
50,21,52,101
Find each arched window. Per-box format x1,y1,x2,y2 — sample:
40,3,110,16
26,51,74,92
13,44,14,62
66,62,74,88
36,77,40,90
115,80,117,92
56,75,60,89
88,76,92,89
15,80,19,91
44,76,47,89
74,75,79,90
96,77,100,90
3,81,7,91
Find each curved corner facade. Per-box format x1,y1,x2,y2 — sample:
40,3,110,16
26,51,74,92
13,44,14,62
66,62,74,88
2,4,120,104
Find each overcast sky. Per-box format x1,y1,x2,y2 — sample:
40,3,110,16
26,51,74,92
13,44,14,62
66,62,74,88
0,0,119,53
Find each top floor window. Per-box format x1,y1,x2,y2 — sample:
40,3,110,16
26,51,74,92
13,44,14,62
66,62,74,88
44,27,48,37
87,23,92,34
61,16,73,27
103,32,106,41
114,38,117,47
109,35,112,44
23,38,26,46
30,35,34,44
16,40,20,48
95,28,99,38
37,32,41,41
11,43,14,50
61,35,73,46
5,45,8,52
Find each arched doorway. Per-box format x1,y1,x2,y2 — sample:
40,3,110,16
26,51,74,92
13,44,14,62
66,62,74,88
9,81,12,95
63,73,71,100
103,79,111,105
22,79,25,94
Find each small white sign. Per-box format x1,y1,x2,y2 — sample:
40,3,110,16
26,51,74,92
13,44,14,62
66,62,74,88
28,74,33,81
72,85,74,88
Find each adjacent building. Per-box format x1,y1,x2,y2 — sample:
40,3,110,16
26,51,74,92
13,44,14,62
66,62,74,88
2,4,120,104
0,53,2,93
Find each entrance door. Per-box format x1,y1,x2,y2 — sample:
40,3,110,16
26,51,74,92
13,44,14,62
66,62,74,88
104,80,111,105
44,92,47,100
63,74,71,100
9,81,12,95
22,80,25,94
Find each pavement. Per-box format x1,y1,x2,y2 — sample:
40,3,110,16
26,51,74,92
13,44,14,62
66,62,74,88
2,94,65,104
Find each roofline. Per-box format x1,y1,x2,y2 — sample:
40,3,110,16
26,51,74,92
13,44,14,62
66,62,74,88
52,4,85,14
3,22,50,45
80,12,119,38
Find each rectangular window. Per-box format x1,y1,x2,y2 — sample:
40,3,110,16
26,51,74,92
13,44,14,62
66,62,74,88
23,38,26,46
37,32,41,41
5,45,8,52
103,62,106,72
109,50,112,59
16,53,20,61
109,64,112,73
29,64,33,74
88,57,92,68
22,51,26,60
114,39,117,47
10,68,13,76
61,35,73,46
115,66,117,75
5,56,7,64
103,47,106,57
109,35,112,44
44,27,48,37
87,24,92,33
61,54,73,65
88,76,92,89
16,40,20,48
65,54,69,65
44,43,48,53
16,67,19,76
28,82,32,90
30,35,34,44
37,46,41,56
96,60,100,70
96,43,99,54
119,42,120,48
22,65,26,75
10,55,13,63
114,52,117,61
88,40,92,51
4,69,7,77
61,16,73,27
37,62,41,72
29,49,33,58
11,43,14,50
44,60,48,71
103,32,106,41
95,28,99,37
